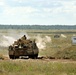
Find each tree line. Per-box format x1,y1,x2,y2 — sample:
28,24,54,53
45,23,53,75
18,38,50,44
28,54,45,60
0,25,76,30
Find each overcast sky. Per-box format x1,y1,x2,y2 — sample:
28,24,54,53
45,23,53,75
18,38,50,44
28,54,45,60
0,0,76,25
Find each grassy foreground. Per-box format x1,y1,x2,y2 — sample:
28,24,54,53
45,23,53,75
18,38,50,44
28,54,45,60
0,59,76,75
0,29,76,75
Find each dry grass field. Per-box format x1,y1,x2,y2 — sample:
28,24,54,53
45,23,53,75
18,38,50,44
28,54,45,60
0,29,76,75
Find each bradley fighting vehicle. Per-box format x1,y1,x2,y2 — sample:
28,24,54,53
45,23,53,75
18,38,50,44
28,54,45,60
8,35,39,59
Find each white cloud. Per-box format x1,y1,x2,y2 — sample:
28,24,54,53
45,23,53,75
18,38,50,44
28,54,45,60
3,6,39,16
41,1,76,16
13,0,25,3
0,0,76,25
0,0,5,6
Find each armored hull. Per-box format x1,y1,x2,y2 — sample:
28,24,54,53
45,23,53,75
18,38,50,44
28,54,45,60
8,36,39,59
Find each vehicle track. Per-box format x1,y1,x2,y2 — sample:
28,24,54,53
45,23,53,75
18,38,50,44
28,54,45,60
1,55,76,63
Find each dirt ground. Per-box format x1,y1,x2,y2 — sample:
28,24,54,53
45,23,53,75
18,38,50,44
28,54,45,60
1,54,76,64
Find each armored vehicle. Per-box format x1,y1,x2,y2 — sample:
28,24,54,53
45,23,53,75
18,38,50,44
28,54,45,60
8,35,39,59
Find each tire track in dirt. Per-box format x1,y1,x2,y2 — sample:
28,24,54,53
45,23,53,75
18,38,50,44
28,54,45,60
1,55,76,63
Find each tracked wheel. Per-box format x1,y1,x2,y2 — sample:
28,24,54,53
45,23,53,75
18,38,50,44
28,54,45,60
29,54,38,59
9,55,15,59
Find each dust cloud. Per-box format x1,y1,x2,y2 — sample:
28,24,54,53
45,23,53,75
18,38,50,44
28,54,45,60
0,31,51,49
61,34,67,38
0,35,16,47
35,35,51,50
0,31,29,47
